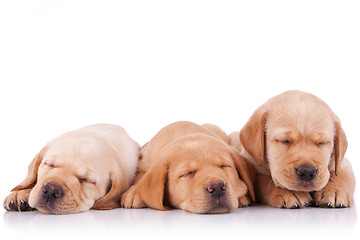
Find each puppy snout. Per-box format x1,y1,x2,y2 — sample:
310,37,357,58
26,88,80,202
42,182,64,202
296,165,317,182
206,181,226,198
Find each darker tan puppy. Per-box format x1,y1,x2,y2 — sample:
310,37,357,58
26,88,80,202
233,90,355,208
121,121,255,214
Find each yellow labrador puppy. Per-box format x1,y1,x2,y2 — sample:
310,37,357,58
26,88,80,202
3,124,139,214
231,90,355,208
121,121,255,214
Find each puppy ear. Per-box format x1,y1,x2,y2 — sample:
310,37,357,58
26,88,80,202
231,149,256,202
11,146,48,191
135,158,170,211
240,110,268,166
93,171,128,210
334,121,348,176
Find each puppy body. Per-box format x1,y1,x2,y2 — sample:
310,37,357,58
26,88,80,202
4,124,139,214
122,121,255,214
236,90,355,208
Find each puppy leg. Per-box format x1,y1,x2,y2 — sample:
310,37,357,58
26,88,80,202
121,185,146,208
3,189,35,212
313,168,355,208
121,171,147,208
238,195,252,207
256,174,312,208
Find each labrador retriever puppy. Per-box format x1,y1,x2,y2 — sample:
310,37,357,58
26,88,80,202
3,124,139,214
121,121,255,214
232,90,355,208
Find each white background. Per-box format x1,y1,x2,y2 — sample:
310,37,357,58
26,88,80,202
0,1,359,239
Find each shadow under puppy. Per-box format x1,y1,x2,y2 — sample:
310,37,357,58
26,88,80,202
121,121,255,214
4,124,139,214
230,90,355,208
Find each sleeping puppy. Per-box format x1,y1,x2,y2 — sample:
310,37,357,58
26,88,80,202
231,90,355,208
121,121,255,214
3,124,139,214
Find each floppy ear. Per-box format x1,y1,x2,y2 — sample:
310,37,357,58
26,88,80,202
334,121,348,176
230,149,256,202
240,110,268,166
93,171,128,210
135,157,170,211
12,146,48,191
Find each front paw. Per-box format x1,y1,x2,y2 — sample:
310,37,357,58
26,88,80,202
266,188,312,209
3,189,35,212
238,195,251,208
313,186,353,208
121,186,146,209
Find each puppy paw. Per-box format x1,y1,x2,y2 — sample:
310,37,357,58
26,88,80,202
313,186,353,208
238,195,251,208
121,186,146,208
268,188,312,209
3,189,35,212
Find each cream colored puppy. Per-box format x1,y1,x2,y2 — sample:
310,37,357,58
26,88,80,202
4,124,139,214
231,90,355,208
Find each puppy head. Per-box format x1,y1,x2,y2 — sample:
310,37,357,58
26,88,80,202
12,135,127,214
136,134,255,214
240,90,347,192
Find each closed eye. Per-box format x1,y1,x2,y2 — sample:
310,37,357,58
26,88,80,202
78,178,96,185
275,139,292,145
179,171,196,179
315,141,330,147
220,164,231,169
44,162,55,168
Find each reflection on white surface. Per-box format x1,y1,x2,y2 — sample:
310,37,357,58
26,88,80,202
2,205,358,239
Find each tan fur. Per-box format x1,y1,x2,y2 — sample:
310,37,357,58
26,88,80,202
3,124,139,214
238,90,355,208
121,121,255,214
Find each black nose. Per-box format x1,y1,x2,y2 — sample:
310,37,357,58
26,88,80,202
296,165,317,181
206,181,226,198
42,182,64,202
